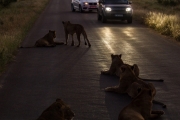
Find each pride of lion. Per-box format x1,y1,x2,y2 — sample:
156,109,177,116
20,20,166,119
101,53,166,119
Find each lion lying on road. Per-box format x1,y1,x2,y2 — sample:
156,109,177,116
62,21,91,47
118,83,164,120
101,54,163,82
101,54,125,76
21,30,64,48
37,98,75,120
105,64,166,108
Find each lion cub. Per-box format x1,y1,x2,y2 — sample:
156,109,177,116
21,30,64,48
118,83,164,120
62,21,91,47
37,98,75,120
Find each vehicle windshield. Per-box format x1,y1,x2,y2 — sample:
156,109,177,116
104,0,128,4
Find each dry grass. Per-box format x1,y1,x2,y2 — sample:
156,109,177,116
132,0,180,41
145,12,180,40
0,0,49,73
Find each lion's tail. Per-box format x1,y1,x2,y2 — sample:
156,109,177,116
140,78,164,82
105,86,120,93
82,29,91,47
20,46,36,48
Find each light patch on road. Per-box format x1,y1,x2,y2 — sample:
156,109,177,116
123,29,137,40
100,27,115,53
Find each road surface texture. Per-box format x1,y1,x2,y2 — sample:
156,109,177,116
0,0,180,120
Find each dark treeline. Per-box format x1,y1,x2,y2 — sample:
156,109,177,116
157,0,180,5
0,0,17,6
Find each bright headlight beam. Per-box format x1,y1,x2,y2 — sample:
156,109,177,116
105,7,111,11
84,2,88,5
126,8,132,12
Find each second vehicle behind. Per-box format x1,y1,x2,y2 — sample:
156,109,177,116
71,0,98,12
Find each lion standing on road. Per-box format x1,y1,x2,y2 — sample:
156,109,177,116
62,21,91,47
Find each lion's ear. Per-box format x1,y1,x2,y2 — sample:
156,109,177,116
111,54,115,59
131,65,135,71
119,54,122,58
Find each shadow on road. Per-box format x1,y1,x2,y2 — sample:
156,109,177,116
99,74,131,120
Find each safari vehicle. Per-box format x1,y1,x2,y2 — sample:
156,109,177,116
97,0,133,23
71,0,98,12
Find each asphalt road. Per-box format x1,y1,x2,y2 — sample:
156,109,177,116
1,0,180,120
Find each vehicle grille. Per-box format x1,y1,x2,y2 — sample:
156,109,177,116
112,7,126,12
89,3,97,5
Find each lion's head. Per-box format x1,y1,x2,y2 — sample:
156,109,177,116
108,54,139,77
136,83,156,100
110,54,124,76
37,98,75,120
127,81,156,99
62,21,71,28
119,64,137,79
49,30,56,39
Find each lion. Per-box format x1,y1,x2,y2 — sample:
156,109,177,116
101,54,163,82
105,64,166,108
21,30,64,48
62,21,91,47
118,83,164,120
37,98,75,120
101,54,124,76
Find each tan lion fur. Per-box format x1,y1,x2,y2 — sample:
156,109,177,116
118,83,164,120
37,98,75,120
62,21,91,47
105,64,166,107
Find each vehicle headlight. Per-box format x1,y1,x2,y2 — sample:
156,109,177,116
126,8,132,12
105,7,112,11
84,2,88,5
